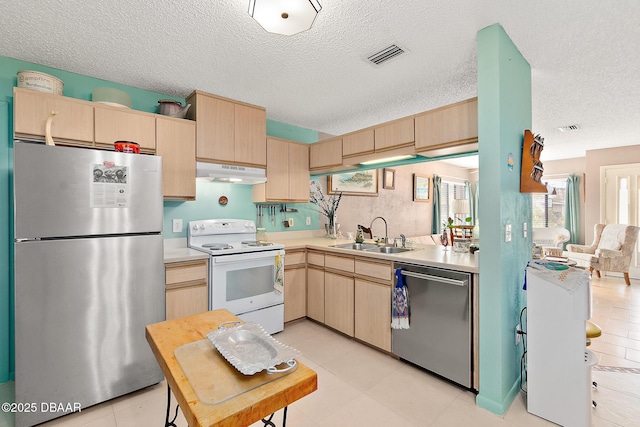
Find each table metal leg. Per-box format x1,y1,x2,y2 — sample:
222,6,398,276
261,406,288,427
166,383,180,427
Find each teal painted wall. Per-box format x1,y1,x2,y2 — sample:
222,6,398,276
163,182,321,237
476,25,531,414
0,55,319,383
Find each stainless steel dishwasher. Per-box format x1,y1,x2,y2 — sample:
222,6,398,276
392,262,472,389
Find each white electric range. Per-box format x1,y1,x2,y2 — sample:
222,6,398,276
187,219,285,334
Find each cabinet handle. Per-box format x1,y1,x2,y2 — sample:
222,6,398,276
45,111,58,146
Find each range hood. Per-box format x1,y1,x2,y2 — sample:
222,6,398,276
196,162,267,184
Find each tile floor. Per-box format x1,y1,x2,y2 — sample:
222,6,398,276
1,275,639,426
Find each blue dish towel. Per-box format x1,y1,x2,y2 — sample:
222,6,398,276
391,268,410,329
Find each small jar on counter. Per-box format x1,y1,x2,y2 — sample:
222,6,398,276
256,228,268,242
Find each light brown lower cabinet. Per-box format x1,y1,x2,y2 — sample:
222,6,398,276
324,271,355,336
354,278,391,352
165,259,208,321
306,266,325,323
284,261,307,322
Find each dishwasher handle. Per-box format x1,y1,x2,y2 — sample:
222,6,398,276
400,270,467,287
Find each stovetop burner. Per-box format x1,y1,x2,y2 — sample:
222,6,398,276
241,240,274,247
202,243,233,250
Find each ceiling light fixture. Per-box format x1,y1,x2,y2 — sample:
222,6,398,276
248,0,321,36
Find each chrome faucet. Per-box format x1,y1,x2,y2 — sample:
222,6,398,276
370,216,388,245
393,234,407,248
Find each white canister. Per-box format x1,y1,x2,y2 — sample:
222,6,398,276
17,70,64,95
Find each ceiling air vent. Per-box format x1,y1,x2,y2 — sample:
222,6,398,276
367,44,405,65
558,124,580,132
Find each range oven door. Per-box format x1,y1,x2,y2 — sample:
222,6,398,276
209,249,284,315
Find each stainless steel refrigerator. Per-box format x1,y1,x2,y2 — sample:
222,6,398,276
13,142,165,427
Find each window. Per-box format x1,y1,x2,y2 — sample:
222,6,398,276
439,180,467,232
532,178,566,228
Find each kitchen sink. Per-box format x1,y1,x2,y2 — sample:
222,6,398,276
330,243,413,254
365,246,413,254
330,242,379,251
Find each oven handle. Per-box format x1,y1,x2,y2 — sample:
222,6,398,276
211,249,284,264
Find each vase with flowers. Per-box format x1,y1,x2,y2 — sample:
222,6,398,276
310,180,342,238
442,217,454,250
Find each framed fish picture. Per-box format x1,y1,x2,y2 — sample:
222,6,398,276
327,170,378,196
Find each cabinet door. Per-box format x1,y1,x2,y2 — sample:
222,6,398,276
355,279,391,351
265,138,290,200
325,271,354,336
166,283,208,321
284,266,307,322
156,116,196,200
309,137,342,170
288,142,310,202
14,88,94,145
94,106,156,152
342,129,374,157
234,103,266,167
194,95,235,163
374,117,414,151
307,267,325,323
414,98,478,150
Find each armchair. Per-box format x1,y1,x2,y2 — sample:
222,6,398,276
563,224,640,286
532,227,570,248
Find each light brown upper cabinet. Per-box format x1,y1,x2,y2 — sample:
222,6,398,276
414,98,478,154
186,90,266,168
309,136,350,173
156,116,196,201
14,88,94,146
253,137,309,203
374,117,415,152
94,104,156,153
342,129,374,158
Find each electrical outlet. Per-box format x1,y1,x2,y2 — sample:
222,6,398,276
288,218,294,227
172,219,182,233
505,224,512,242
523,222,528,238
515,324,522,345
306,216,311,226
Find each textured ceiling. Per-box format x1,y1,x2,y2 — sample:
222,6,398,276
1,0,639,162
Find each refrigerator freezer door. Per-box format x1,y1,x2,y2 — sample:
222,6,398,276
14,142,163,239
15,235,165,427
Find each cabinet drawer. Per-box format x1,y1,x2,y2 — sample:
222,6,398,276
355,259,392,282
307,251,325,267
165,260,208,285
285,250,306,266
325,254,355,273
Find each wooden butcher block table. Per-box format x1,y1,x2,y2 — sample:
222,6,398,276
145,309,317,427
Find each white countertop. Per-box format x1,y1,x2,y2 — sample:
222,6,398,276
273,236,479,274
163,238,209,264
163,234,479,273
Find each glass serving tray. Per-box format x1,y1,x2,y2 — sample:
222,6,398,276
207,321,300,375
